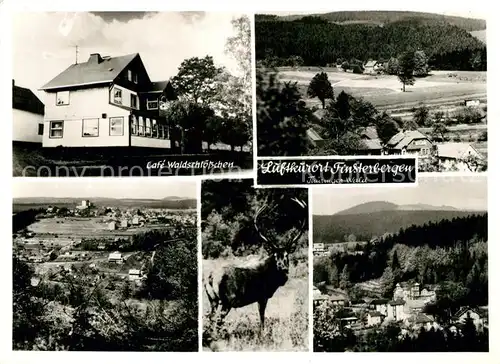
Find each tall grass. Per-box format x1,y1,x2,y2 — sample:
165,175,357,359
202,254,308,351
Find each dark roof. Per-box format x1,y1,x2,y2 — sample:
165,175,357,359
388,299,405,306
13,83,44,115
359,126,379,140
387,130,430,149
40,53,139,90
410,313,434,324
370,298,389,305
149,80,170,92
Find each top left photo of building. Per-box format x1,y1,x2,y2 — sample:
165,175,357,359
12,11,252,177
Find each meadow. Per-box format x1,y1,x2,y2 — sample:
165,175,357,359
202,248,309,352
277,68,486,112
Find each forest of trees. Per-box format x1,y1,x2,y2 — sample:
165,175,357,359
313,213,488,306
201,179,308,258
12,208,43,233
255,18,486,70
313,209,482,244
164,15,252,154
314,317,488,352
12,222,198,350
256,12,486,32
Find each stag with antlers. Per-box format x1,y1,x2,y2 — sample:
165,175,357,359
204,197,307,337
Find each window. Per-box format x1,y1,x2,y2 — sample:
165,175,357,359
138,116,145,136
109,117,124,136
113,88,122,104
56,91,69,105
147,99,159,110
152,119,158,138
145,118,151,137
127,70,132,82
49,121,64,138
133,73,138,84
131,115,138,135
82,118,99,137
38,124,44,136
130,94,138,109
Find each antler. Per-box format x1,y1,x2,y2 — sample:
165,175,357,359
254,199,277,250
287,197,308,251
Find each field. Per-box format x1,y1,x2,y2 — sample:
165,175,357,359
278,68,486,114
202,252,308,352
25,217,168,239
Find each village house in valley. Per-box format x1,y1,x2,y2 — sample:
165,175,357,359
385,130,433,156
39,53,177,151
12,80,45,144
436,142,485,171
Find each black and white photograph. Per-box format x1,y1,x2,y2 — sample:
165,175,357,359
201,179,309,351
255,11,487,173
12,11,252,177
312,175,488,351
12,179,198,351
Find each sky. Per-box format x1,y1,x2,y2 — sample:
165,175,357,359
313,175,488,215
12,179,197,199
12,11,244,98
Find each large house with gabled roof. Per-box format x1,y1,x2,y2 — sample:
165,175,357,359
40,53,177,150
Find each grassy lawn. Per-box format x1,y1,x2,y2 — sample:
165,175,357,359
202,255,308,351
282,69,486,110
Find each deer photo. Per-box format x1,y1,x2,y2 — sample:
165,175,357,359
204,197,308,339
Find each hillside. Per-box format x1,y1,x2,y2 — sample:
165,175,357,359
335,201,398,215
12,197,197,211
255,17,486,70
335,201,459,215
313,210,484,243
274,11,486,31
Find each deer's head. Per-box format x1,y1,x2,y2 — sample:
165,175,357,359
254,197,307,274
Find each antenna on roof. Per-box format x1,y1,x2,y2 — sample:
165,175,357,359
74,45,79,64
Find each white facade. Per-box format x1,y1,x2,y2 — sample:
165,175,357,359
13,109,44,143
43,87,130,147
131,135,171,149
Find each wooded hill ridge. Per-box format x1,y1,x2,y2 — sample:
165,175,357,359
314,209,486,244
256,11,486,31
255,14,486,70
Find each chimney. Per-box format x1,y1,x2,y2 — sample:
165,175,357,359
88,53,103,64
12,79,14,87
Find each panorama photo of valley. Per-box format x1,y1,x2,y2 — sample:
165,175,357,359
312,175,488,351
256,11,487,172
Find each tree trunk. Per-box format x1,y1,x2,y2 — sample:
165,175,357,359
321,99,325,109
402,83,406,92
